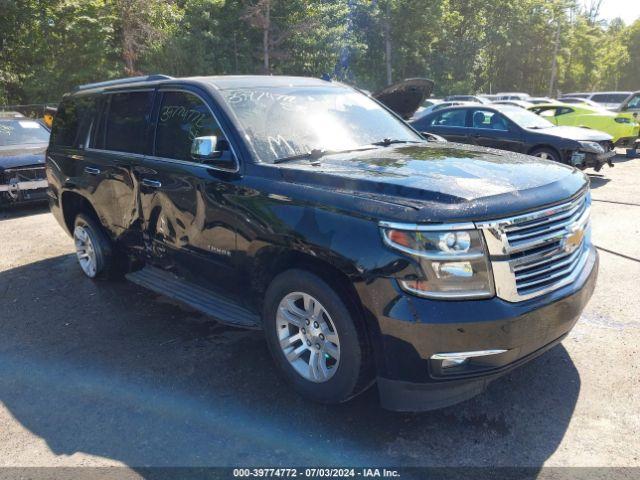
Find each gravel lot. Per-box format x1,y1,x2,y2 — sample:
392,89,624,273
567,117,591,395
0,155,638,471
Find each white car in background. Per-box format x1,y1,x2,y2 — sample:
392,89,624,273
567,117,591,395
495,92,530,101
562,91,633,111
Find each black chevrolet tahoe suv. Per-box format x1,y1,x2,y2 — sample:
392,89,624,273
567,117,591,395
46,75,598,411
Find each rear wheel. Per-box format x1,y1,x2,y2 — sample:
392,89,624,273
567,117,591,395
530,147,561,163
73,213,116,279
263,269,372,404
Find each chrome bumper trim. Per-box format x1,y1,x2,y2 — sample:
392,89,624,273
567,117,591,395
0,179,48,193
431,349,508,361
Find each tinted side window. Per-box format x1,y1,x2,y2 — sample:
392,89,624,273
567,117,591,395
104,91,153,154
591,93,629,103
154,91,225,162
627,95,640,109
431,109,467,127
537,107,557,118
470,109,508,131
51,95,97,147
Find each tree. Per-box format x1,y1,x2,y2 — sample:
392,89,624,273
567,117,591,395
2,0,639,106
114,0,176,75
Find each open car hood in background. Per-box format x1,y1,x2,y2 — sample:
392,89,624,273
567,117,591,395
372,78,434,119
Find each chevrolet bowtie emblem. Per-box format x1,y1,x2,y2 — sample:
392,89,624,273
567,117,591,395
563,223,585,254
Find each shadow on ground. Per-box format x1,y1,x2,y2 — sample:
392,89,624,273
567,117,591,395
0,203,48,220
0,255,580,468
587,174,611,189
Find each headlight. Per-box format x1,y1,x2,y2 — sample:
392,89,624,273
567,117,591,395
380,223,494,299
578,141,605,153
615,117,631,124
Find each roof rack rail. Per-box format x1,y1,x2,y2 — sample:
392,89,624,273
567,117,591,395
75,74,173,91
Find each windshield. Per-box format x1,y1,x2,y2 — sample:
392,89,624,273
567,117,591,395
220,86,421,163
500,107,554,129
0,119,50,146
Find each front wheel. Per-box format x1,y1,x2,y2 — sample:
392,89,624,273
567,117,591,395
530,147,561,163
263,269,373,404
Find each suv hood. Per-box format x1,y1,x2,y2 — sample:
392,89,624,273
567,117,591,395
531,126,612,141
373,78,434,119
0,144,47,170
276,143,588,223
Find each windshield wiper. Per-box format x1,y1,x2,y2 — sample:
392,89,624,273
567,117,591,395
272,140,421,165
370,138,422,146
273,146,377,165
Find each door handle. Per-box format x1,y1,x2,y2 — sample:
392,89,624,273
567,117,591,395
142,178,162,188
84,166,101,175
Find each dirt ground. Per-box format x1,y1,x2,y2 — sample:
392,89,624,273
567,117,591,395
0,155,638,472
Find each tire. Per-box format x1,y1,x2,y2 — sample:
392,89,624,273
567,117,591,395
73,213,116,279
263,269,373,404
530,147,561,163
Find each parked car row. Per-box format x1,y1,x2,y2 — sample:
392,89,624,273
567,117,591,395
410,104,615,171
411,88,640,169
529,103,639,149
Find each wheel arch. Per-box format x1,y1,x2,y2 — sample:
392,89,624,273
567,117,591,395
253,247,375,335
255,247,378,380
528,144,563,161
60,190,102,236
253,248,362,313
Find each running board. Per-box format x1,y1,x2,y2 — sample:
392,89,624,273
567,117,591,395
126,266,261,328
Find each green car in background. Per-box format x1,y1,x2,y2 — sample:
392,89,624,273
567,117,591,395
529,103,640,149
615,91,640,124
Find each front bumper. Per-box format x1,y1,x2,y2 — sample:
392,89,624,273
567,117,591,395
0,179,48,205
361,246,598,411
571,150,616,171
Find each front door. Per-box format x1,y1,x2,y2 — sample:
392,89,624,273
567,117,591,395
134,89,243,294
467,108,524,153
424,108,470,143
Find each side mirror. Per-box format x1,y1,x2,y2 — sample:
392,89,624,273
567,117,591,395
191,135,237,170
421,132,447,143
191,136,222,160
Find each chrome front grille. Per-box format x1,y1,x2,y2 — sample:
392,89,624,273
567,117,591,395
477,191,592,302
2,165,46,183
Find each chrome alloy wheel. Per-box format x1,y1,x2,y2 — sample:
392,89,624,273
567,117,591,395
74,225,98,277
535,152,551,159
276,292,341,383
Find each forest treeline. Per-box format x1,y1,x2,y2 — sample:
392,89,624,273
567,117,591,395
1,0,639,104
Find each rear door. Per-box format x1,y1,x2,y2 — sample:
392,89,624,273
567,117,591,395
466,108,524,152
85,90,154,244
133,88,243,293
49,92,147,244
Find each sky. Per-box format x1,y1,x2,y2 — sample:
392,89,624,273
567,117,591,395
599,0,640,24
